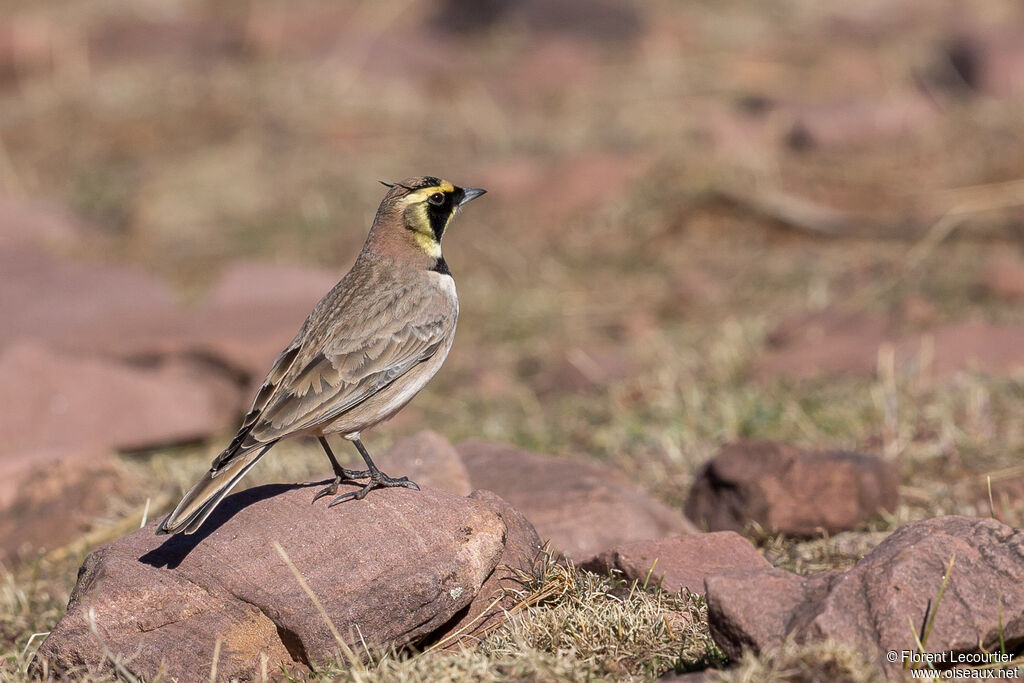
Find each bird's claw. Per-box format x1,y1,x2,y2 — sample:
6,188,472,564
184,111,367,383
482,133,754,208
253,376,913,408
310,469,374,504
326,473,420,507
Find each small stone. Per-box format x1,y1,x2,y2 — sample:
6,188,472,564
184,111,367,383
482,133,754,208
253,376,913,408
458,439,696,561
685,441,898,537
581,532,771,595
981,254,1024,301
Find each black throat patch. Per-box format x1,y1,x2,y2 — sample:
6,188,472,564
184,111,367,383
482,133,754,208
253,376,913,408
429,255,451,276
426,190,459,241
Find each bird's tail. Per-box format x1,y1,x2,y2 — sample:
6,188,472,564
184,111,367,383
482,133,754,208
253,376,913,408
156,441,275,535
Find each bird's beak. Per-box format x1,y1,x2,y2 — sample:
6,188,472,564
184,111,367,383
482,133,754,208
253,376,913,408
458,187,487,207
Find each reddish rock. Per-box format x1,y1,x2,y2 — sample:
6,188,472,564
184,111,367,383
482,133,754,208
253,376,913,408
760,308,1024,379
685,441,898,537
457,439,696,561
581,532,770,595
475,152,650,221
204,261,339,311
179,262,340,384
0,198,99,251
0,247,181,354
911,320,1024,377
36,486,510,681
706,517,1024,675
0,341,240,454
528,347,635,396
759,309,893,378
438,490,543,645
981,254,1024,301
783,95,938,150
0,449,132,563
78,261,340,385
3,255,340,391
706,567,810,660
376,431,473,496
899,294,939,327
432,0,643,42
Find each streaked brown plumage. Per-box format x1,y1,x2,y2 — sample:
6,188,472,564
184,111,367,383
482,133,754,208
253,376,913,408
157,177,485,535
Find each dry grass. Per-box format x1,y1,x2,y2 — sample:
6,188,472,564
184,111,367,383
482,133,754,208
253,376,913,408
306,557,724,682
715,639,886,683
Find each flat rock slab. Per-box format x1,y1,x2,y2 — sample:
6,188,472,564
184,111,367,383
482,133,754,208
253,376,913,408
0,247,181,354
706,516,1024,675
36,486,509,681
685,441,898,536
581,532,770,595
0,197,100,251
458,439,696,561
50,261,340,386
758,307,1024,379
0,341,241,454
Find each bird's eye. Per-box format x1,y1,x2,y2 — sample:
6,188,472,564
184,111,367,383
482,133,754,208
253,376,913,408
428,192,445,206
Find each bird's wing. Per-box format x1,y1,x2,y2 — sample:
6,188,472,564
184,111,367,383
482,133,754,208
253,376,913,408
246,284,453,442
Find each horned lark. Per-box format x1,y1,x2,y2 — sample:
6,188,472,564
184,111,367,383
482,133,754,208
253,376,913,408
157,177,485,535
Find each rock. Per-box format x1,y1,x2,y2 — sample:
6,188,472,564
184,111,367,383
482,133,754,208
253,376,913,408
431,0,643,42
581,532,771,595
912,320,1024,377
706,568,809,661
0,247,181,354
457,439,697,561
86,261,340,385
0,198,100,251
758,309,892,379
899,294,939,327
981,254,1024,301
3,255,340,392
0,448,132,563
527,346,635,395
437,490,543,646
706,516,1024,675
0,341,240,454
376,431,473,496
177,262,340,385
36,485,509,681
685,441,898,537
759,308,1024,379
704,569,806,663
474,152,650,222
782,95,937,150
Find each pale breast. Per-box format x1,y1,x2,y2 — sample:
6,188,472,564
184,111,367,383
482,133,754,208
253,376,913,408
321,270,458,436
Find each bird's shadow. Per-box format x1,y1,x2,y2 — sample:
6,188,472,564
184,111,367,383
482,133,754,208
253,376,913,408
139,481,330,570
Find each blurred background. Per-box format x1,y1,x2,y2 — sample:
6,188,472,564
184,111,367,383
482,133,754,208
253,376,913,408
3,0,1024,638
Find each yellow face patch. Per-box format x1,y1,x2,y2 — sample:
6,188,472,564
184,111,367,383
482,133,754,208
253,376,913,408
401,182,455,257
415,231,442,258
397,182,456,206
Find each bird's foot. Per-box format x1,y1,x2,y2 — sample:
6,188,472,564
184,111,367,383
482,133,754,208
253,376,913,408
327,472,420,507
340,467,371,480
310,469,372,504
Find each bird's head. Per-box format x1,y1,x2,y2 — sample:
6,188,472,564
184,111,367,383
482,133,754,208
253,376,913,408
371,176,486,261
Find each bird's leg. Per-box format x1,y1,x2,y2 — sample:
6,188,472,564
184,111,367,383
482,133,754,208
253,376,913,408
311,437,371,503
327,436,420,507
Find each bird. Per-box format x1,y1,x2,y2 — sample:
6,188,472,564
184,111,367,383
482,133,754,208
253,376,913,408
156,177,486,535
